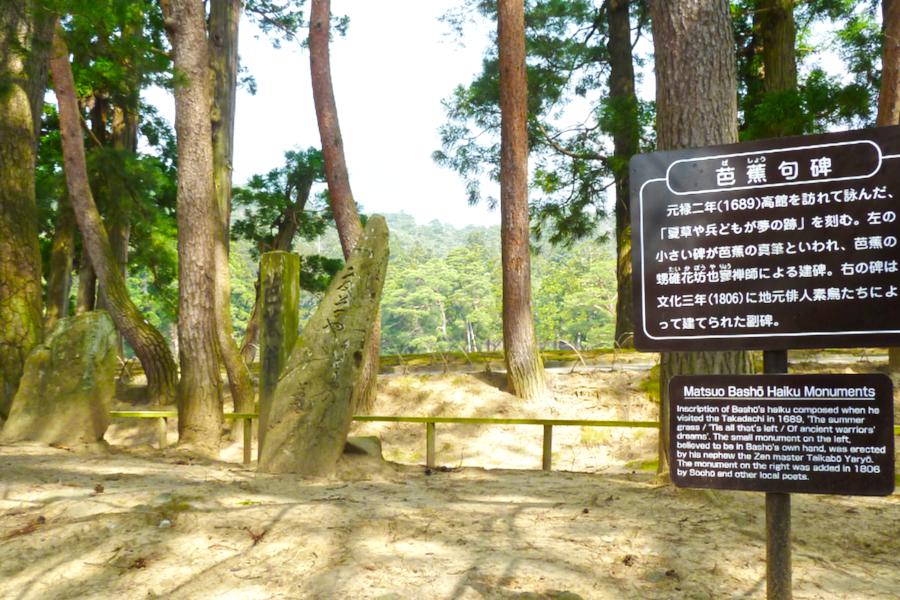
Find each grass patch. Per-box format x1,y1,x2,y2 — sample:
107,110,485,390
625,458,658,472
638,364,660,404
580,427,613,446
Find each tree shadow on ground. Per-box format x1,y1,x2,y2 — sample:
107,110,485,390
1,446,897,599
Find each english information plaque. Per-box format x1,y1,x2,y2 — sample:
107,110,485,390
631,126,900,351
669,374,894,495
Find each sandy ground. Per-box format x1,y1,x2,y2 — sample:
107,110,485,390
1,365,898,600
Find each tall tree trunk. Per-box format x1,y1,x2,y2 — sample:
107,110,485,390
758,0,797,95
608,0,640,349
107,106,137,358
50,27,178,407
497,0,547,400
880,0,900,370
309,0,380,411
0,1,45,419
649,0,753,477
45,194,76,329
209,0,254,414
162,0,224,455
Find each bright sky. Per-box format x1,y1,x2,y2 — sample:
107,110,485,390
148,1,500,228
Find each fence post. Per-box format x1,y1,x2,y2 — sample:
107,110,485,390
542,424,553,471
158,417,167,450
426,421,436,468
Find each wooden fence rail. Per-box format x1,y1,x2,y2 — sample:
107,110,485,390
109,411,900,470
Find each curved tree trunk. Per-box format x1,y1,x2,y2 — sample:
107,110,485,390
497,0,547,400
162,0,224,455
309,0,380,411
879,0,900,370
50,27,178,407
0,0,45,419
209,0,255,414
608,0,640,349
45,194,76,330
650,0,753,477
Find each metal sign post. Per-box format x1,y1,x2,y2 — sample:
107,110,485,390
764,350,790,600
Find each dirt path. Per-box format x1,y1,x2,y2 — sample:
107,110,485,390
1,366,898,599
1,446,897,600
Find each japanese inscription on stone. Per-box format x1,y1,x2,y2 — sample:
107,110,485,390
669,374,894,496
631,126,900,351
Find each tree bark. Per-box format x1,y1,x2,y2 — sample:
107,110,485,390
45,194,76,329
162,0,224,455
209,0,255,414
497,0,547,400
0,0,44,419
650,0,753,477
879,0,900,369
76,246,97,314
608,0,640,349
309,0,362,253
50,27,178,407
309,0,379,411
748,0,798,138
758,0,797,95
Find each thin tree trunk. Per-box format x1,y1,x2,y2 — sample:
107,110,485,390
650,0,753,477
209,0,254,414
309,0,380,411
76,246,97,314
608,0,640,349
162,0,224,455
497,0,547,400
880,0,900,370
309,0,362,253
108,106,137,357
50,27,178,407
45,194,76,330
0,1,45,419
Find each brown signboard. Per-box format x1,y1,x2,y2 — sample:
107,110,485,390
630,126,900,351
669,374,895,496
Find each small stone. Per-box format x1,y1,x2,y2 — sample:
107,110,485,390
158,519,172,529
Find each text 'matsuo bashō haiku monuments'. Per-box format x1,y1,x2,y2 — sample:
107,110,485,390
631,126,900,351
669,374,894,495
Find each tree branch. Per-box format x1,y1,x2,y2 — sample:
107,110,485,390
536,121,608,165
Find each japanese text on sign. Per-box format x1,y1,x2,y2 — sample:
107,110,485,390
630,126,900,351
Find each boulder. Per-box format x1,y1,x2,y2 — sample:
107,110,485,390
258,216,388,475
0,311,117,449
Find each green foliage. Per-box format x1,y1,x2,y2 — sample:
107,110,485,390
243,0,349,48
435,0,653,244
532,240,616,349
733,0,880,140
232,147,330,258
292,214,621,355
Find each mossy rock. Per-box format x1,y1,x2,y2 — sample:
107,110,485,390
0,311,117,449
